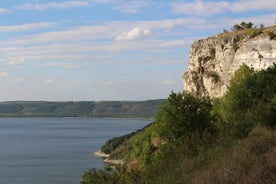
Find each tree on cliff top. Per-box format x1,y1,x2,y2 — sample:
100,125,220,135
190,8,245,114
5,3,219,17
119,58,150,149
231,22,255,31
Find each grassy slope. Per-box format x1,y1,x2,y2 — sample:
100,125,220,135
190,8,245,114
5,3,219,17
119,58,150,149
97,125,275,184
192,126,276,184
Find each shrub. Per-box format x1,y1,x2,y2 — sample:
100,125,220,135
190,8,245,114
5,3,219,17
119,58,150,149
267,31,276,40
159,92,214,141
209,71,220,83
248,29,259,38
233,42,240,52
231,22,254,31
101,133,134,154
220,64,276,138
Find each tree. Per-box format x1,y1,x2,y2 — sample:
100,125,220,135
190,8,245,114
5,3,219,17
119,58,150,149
231,22,254,31
159,92,213,141
221,64,276,137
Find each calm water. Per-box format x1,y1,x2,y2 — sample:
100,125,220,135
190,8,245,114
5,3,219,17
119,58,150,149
0,118,150,184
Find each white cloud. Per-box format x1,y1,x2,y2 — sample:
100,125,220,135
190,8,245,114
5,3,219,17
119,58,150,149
0,39,189,65
0,16,274,68
13,77,24,83
0,72,9,77
159,40,193,48
172,0,229,16
152,79,176,86
90,0,110,4
114,1,153,14
40,62,76,69
5,25,117,45
0,22,55,32
2,18,205,46
42,78,59,85
16,1,90,10
230,0,276,12
102,81,113,86
6,58,25,65
148,59,185,66
134,18,210,30
172,0,276,16
162,80,175,85
116,27,151,41
0,8,10,14
14,0,153,14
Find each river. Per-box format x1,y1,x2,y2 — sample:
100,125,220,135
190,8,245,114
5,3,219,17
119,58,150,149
0,117,150,184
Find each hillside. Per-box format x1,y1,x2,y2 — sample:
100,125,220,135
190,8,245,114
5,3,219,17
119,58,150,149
80,25,275,184
82,57,275,184
0,100,165,118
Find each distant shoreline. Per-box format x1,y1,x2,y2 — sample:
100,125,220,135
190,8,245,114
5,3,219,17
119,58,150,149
0,116,153,119
0,100,164,119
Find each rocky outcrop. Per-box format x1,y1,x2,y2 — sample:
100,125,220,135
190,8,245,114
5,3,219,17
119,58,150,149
183,26,276,97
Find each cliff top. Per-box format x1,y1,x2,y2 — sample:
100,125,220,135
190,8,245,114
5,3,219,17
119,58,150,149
215,25,276,39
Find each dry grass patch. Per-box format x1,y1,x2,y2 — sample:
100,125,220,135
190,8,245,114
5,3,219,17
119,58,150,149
192,126,276,184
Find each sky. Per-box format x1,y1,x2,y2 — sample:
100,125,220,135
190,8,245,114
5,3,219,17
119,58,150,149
0,0,275,101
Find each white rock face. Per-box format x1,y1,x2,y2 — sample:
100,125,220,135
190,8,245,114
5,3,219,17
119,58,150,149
183,27,276,97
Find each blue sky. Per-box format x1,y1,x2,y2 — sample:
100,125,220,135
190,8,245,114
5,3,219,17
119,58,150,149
0,0,275,101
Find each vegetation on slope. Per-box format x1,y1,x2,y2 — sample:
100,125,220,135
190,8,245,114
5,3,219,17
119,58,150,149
81,64,276,184
0,99,164,118
192,126,275,184
218,64,276,137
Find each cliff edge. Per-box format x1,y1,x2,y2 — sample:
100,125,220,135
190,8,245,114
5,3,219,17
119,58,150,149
183,25,276,97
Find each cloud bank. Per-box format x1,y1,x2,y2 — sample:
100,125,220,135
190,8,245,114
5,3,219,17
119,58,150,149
0,72,9,77
16,1,90,10
0,8,9,13
0,22,55,32
172,0,276,16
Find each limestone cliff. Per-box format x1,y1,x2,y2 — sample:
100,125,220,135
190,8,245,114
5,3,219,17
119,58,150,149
183,26,276,97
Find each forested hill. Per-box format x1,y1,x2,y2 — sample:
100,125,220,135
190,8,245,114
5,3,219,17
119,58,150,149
0,100,165,118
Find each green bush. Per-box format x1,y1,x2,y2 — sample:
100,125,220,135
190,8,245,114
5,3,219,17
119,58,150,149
101,133,134,154
248,29,259,37
231,22,254,31
120,92,216,167
158,92,214,141
209,71,220,83
220,64,276,137
129,122,163,166
267,31,276,40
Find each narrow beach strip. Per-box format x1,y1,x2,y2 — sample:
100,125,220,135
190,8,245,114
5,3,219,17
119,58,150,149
104,158,124,165
94,151,110,158
94,150,124,165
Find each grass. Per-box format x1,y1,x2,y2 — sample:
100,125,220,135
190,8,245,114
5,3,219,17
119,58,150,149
192,126,276,184
98,125,275,184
